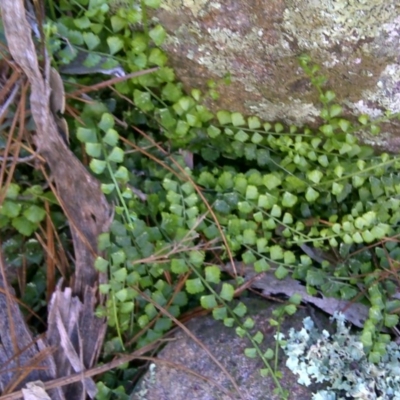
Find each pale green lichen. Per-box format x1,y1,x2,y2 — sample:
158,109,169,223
130,363,157,400
278,313,400,399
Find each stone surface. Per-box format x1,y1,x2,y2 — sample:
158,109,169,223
131,297,332,400
152,0,400,151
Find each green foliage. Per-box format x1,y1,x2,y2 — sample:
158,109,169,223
0,184,50,236
3,1,399,399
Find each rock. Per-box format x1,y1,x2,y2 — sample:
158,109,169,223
130,297,331,400
152,1,400,151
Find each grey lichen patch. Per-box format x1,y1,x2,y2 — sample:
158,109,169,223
363,64,400,114
246,99,320,126
283,0,399,51
160,0,210,17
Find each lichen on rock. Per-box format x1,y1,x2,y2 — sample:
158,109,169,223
154,0,400,151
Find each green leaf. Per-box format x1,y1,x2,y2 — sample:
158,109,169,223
306,269,326,286
275,265,288,279
284,304,297,315
207,125,221,138
107,36,124,55
98,232,111,250
107,147,124,163
134,89,154,112
338,119,350,132
251,132,263,144
370,125,380,135
282,192,298,207
243,317,255,329
234,130,249,142
243,229,256,245
98,113,115,132
245,185,258,200
289,293,302,305
101,183,115,194
159,109,176,130
231,112,246,127
242,250,257,264
264,348,274,359
323,90,336,102
332,182,343,196
119,301,134,314
384,313,399,328
320,124,334,136
233,302,247,317
114,166,129,183
99,284,110,295
148,48,167,66
307,170,323,184
74,16,91,29
177,96,193,112
284,251,296,264
0,200,21,218
175,120,189,136
23,205,46,223
89,159,106,174
263,174,281,190
189,250,205,266
361,331,372,348
270,204,282,217
248,116,261,129
113,268,127,282
236,327,246,338
111,249,126,265
216,110,231,125
305,187,319,202
253,331,264,344
12,216,36,236
358,114,369,125
85,142,101,158
77,127,97,143
274,123,284,133
213,307,227,320
103,129,119,147
220,283,234,301
83,32,100,50
5,183,20,199
186,278,205,294
244,348,257,358
149,24,166,46
200,294,218,309
115,288,128,302
205,266,221,284
110,15,127,32
254,259,270,272
270,245,283,260
329,104,342,117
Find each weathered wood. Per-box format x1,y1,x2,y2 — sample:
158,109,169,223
0,252,64,399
